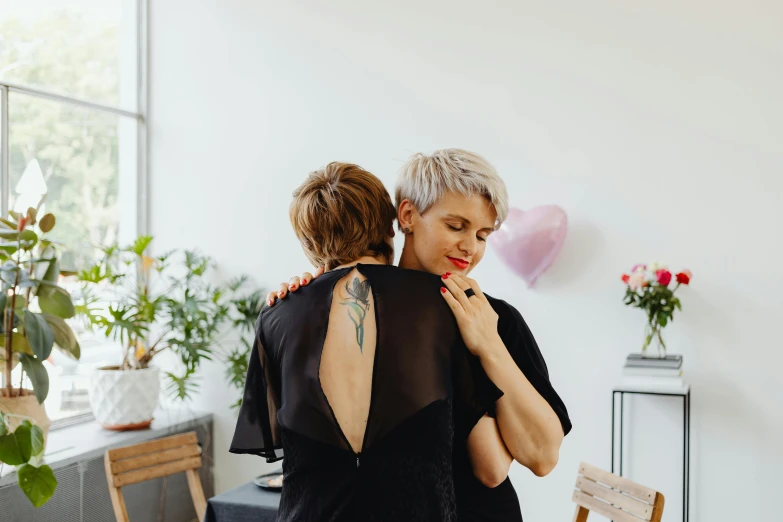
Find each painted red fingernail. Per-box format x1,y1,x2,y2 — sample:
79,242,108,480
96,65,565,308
441,287,447,293
446,272,451,276
442,274,449,280
301,279,307,285
278,291,285,297
268,300,274,306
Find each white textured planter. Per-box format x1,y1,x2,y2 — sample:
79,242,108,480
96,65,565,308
89,366,160,430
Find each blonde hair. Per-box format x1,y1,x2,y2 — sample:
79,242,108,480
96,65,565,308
290,162,396,270
394,149,509,229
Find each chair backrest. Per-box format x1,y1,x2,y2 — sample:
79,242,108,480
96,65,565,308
572,462,665,522
104,431,206,522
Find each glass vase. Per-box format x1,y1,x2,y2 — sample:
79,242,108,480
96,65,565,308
641,322,666,358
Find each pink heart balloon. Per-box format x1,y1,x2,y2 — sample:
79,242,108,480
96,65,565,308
489,205,568,287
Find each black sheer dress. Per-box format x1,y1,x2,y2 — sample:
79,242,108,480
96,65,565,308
230,264,502,522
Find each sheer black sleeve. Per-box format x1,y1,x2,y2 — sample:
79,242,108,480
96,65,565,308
489,297,572,436
229,312,284,462
452,338,505,442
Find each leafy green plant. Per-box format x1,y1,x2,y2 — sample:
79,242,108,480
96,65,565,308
76,236,231,400
1,206,81,404
223,279,266,410
0,410,57,507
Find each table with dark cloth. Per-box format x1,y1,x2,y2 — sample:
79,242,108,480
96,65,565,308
203,480,280,522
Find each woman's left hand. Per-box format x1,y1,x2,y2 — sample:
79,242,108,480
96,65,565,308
439,273,501,358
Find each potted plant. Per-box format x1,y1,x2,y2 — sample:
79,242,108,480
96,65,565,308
0,207,81,436
621,262,693,356
77,236,231,429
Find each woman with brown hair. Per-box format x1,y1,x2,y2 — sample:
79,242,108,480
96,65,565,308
270,150,571,522
230,162,502,522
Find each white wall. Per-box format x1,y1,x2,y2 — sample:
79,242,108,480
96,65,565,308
149,2,783,520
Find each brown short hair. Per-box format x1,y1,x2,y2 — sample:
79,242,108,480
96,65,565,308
290,162,396,270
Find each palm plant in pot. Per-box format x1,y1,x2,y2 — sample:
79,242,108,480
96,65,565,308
77,236,230,430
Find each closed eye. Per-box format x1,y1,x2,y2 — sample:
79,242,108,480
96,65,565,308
448,224,487,242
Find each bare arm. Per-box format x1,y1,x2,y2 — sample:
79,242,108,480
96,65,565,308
477,339,564,476
441,274,565,477
466,415,513,488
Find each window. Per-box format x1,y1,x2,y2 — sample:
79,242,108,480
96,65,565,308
0,0,146,426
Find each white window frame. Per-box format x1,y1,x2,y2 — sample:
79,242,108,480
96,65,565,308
0,0,149,429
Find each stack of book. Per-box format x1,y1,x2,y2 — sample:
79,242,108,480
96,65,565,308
622,354,684,388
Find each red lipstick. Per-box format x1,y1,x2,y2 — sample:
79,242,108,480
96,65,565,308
447,257,469,270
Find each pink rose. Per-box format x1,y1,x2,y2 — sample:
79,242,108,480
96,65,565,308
628,272,645,290
656,269,672,286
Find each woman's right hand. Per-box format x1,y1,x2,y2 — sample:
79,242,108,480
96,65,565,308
266,266,325,306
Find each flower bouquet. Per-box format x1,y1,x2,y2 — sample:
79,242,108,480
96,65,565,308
621,262,692,356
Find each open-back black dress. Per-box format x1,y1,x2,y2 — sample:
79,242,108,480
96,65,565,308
230,264,502,522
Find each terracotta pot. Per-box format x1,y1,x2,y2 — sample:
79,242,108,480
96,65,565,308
0,388,51,438
89,366,160,430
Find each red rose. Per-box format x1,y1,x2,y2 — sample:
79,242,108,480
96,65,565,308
656,269,672,286
676,270,691,285
621,274,630,284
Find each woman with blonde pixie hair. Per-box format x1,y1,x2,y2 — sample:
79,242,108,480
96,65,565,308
232,162,502,522
273,150,572,522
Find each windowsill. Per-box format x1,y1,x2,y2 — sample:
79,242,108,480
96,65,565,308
49,411,96,430
0,406,212,486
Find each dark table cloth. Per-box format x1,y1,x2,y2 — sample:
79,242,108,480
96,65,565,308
203,480,280,522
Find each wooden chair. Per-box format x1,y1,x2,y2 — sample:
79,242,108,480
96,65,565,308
104,431,207,522
572,462,665,522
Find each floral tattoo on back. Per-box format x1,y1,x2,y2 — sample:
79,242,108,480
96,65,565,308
339,277,371,353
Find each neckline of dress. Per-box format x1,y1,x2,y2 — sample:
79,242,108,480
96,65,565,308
330,262,388,272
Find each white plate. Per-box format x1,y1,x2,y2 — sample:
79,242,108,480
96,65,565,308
253,470,284,490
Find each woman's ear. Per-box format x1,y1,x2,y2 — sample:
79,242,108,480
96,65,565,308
398,199,415,233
